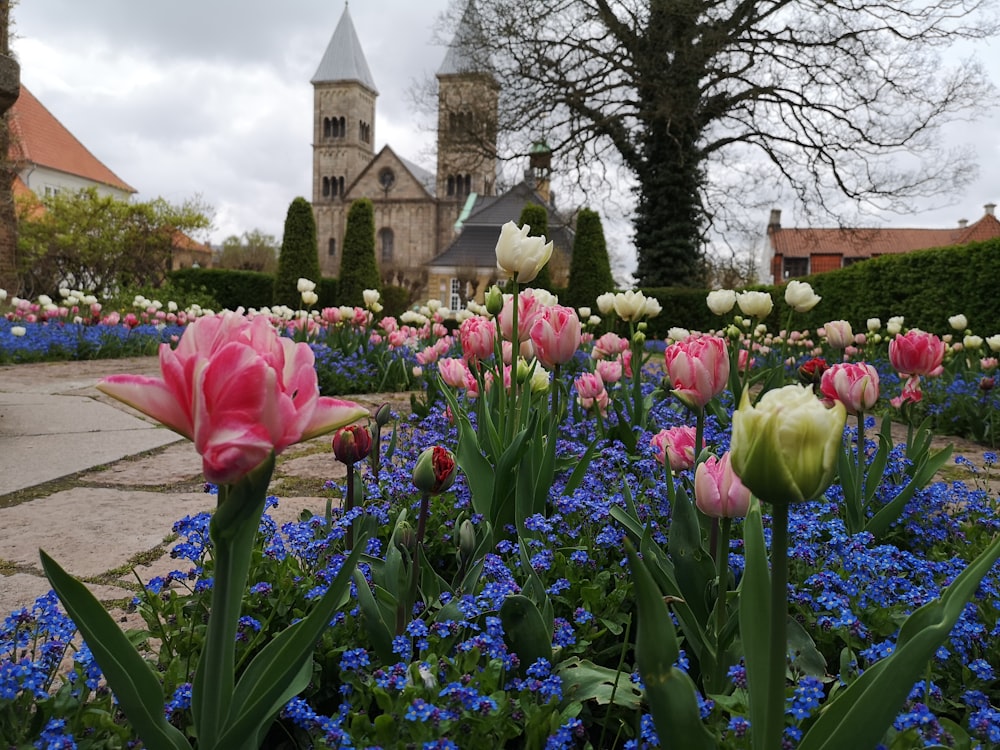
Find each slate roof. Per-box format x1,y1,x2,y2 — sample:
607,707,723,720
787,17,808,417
312,5,378,93
8,86,135,194
437,1,492,76
428,181,574,268
770,210,1000,258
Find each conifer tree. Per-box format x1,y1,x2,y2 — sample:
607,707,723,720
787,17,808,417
566,208,615,310
338,198,381,307
273,196,320,307
517,202,551,291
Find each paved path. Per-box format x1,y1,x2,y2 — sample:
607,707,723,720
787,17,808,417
0,358,399,617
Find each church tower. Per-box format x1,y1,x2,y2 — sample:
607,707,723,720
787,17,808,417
312,4,377,274
435,0,499,230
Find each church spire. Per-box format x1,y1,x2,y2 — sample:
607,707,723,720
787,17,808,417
312,4,378,93
437,0,491,77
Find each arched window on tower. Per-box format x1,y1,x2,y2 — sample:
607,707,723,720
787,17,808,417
338,117,346,138
378,228,394,264
463,174,472,196
338,176,345,196
322,176,331,198
328,238,337,257
447,175,455,197
323,117,332,139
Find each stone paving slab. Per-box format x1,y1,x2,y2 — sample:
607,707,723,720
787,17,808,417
0,573,134,618
82,441,203,486
0,487,212,578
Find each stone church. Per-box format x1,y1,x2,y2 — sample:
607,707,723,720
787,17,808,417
311,2,571,308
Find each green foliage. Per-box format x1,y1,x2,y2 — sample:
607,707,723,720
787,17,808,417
318,277,339,309
338,198,381,307
767,237,1000,335
170,268,274,310
15,187,212,298
519,203,552,291
566,208,615,310
215,229,279,273
273,197,321,308
380,284,412,319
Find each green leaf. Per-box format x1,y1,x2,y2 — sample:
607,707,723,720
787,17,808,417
863,417,893,505
738,498,771,750
40,550,191,750
352,568,395,665
667,486,715,626
837,443,862,534
560,439,600,497
799,535,1000,750
865,443,952,539
218,542,365,749
499,594,552,676
556,657,643,709
787,617,826,677
625,541,716,750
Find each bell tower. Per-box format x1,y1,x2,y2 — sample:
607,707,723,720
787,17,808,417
435,1,499,210
312,4,377,274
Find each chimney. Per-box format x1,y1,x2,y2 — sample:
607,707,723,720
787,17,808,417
958,219,968,229
985,203,997,217
768,208,781,230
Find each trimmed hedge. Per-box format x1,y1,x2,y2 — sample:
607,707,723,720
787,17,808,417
634,238,1000,339
169,268,275,311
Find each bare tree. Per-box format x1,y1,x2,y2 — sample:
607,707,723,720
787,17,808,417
435,0,997,287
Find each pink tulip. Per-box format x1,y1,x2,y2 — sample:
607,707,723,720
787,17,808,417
499,290,544,343
438,357,471,389
460,315,496,362
694,453,752,518
820,362,879,414
592,332,629,360
574,372,603,399
650,426,701,472
889,330,946,377
97,313,367,484
530,305,582,368
595,358,624,384
890,375,924,408
664,336,730,410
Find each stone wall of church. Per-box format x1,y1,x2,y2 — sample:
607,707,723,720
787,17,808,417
312,85,376,205
435,75,498,200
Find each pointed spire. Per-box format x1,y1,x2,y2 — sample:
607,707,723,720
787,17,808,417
437,0,491,76
312,4,378,93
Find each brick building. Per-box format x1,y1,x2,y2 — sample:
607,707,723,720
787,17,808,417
767,204,1000,283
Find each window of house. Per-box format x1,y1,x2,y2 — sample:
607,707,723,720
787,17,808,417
44,185,59,197
783,258,809,279
328,238,336,257
379,228,394,263
450,278,462,310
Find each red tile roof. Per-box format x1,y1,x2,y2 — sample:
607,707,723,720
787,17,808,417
770,213,1000,258
8,85,135,194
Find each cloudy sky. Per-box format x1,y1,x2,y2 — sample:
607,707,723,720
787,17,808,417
10,0,1000,272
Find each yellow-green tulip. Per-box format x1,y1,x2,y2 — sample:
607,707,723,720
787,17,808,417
730,384,846,505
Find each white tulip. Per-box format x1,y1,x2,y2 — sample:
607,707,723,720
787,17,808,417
494,221,553,283
363,289,381,309
949,314,968,332
735,290,773,318
301,291,319,307
11,326,26,336
706,289,736,315
297,278,317,293
596,292,616,315
783,280,821,313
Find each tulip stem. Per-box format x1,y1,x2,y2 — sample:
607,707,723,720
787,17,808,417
764,501,789,750
345,463,355,550
856,411,866,527
410,492,431,607
710,515,733,690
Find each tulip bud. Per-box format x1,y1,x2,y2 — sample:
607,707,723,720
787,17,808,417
730,384,846,505
332,424,372,465
374,402,392,428
394,521,416,555
412,446,457,495
797,357,829,388
980,377,995,392
485,285,504,316
457,519,476,566
633,331,646,346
